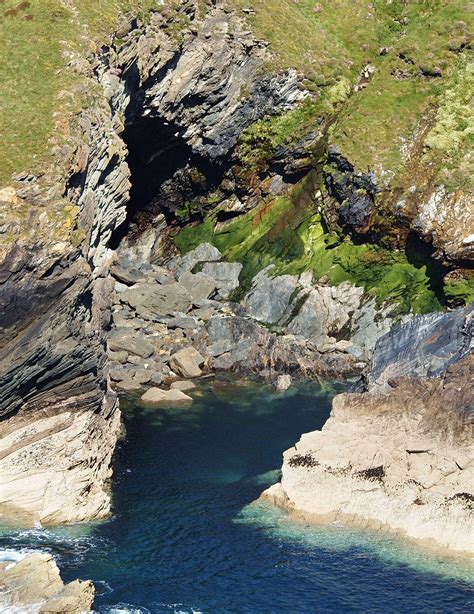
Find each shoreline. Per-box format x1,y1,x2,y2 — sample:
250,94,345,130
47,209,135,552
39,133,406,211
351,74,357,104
259,485,474,562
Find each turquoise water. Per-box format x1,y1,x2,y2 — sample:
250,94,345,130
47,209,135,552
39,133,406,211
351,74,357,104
1,380,473,613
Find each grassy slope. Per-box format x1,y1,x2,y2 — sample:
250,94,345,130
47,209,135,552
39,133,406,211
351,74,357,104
233,0,472,189
0,0,156,185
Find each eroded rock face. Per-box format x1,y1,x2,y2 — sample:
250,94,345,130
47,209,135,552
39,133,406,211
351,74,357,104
0,243,120,525
369,303,473,387
263,307,474,553
0,553,94,612
0,396,119,525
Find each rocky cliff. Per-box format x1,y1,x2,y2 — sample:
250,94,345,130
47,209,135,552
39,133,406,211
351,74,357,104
0,0,472,551
262,305,473,553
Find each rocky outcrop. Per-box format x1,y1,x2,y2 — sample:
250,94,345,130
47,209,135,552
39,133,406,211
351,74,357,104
262,305,474,553
105,242,397,390
0,552,94,612
323,146,378,235
369,303,473,386
0,240,120,524
0,0,305,527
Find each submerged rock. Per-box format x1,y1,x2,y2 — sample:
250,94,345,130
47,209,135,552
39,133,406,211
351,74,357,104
275,374,292,391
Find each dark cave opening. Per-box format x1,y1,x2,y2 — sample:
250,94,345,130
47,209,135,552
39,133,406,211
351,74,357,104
109,114,227,249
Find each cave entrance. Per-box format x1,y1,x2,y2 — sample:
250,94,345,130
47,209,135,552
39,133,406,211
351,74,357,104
109,114,227,249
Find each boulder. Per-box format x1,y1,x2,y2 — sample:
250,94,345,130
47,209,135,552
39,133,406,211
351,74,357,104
110,264,145,285
134,368,153,384
178,271,217,302
108,328,154,358
0,553,94,612
245,266,299,323
120,282,191,319
166,314,200,329
275,374,292,391
114,378,142,392
287,283,363,344
176,242,222,276
170,347,205,378
170,380,196,391
140,387,193,405
201,261,242,299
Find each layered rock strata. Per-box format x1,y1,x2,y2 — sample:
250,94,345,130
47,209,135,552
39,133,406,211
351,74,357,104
0,0,304,525
262,305,474,553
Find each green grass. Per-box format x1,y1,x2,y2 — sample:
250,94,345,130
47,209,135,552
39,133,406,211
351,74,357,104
175,174,443,315
330,0,473,184
0,0,157,186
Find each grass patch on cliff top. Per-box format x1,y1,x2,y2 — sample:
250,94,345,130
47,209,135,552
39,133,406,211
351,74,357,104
330,0,473,184
0,0,157,186
175,175,443,315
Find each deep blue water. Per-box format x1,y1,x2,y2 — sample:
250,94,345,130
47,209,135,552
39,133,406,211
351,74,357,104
1,379,473,613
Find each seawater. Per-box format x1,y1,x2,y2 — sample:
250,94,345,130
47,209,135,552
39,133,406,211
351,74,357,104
1,380,473,613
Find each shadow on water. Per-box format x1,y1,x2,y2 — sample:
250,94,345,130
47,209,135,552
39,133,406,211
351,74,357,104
1,379,473,613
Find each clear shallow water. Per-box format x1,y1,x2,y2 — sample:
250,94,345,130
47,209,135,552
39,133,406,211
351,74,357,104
1,379,473,613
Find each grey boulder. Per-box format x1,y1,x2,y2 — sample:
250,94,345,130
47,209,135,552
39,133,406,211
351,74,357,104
170,347,205,378
244,266,299,324
121,282,192,319
108,328,154,358
201,261,242,299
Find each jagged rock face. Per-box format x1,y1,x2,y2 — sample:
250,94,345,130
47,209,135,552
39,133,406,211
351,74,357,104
369,303,473,388
262,306,474,553
0,1,305,527
137,4,303,159
0,553,94,612
0,245,120,524
408,186,474,264
80,0,305,259
323,146,378,235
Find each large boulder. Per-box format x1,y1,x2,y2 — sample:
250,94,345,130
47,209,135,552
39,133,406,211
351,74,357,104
108,328,154,358
120,282,192,319
178,270,217,302
175,242,222,276
244,266,299,324
201,261,242,299
140,387,193,405
287,282,363,344
170,346,205,378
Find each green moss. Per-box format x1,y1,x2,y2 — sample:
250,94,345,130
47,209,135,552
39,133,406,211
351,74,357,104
174,174,443,315
444,277,474,306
